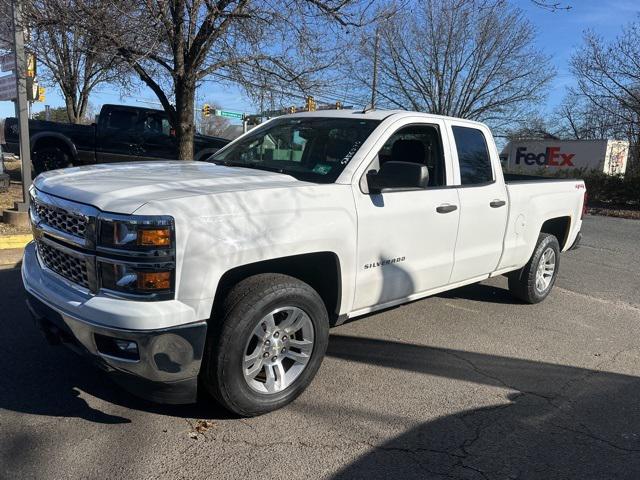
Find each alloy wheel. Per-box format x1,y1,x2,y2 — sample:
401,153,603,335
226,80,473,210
535,247,556,293
242,306,314,394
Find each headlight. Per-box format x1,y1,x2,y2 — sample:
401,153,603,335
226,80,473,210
99,261,174,298
97,214,175,299
98,214,174,251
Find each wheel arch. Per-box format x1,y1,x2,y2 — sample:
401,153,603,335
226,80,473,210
212,251,342,325
540,216,571,250
31,133,77,162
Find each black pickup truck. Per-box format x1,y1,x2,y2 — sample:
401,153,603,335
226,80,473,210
2,104,229,174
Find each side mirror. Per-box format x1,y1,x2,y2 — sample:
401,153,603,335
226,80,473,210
367,161,429,194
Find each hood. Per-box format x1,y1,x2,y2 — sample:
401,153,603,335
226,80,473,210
34,161,304,214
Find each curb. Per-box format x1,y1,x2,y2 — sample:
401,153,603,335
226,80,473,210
0,248,24,268
0,234,32,250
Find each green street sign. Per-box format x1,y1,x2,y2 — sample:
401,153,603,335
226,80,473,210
215,109,244,120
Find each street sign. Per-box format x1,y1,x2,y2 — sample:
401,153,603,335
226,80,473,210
215,109,244,120
0,73,16,100
0,52,15,72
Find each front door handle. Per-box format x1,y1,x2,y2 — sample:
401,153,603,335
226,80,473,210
436,204,458,214
490,199,506,208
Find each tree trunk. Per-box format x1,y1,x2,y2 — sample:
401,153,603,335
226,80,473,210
175,77,196,160
64,94,80,124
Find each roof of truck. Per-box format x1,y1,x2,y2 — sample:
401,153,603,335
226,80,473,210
281,109,487,126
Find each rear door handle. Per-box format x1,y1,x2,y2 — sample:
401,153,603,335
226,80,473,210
490,199,506,208
436,204,458,214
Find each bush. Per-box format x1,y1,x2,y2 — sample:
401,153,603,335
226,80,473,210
581,171,640,207
504,167,640,208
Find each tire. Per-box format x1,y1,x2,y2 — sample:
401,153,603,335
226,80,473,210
508,233,560,304
33,146,73,176
202,273,329,416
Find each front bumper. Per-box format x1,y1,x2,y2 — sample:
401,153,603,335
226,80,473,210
22,242,208,404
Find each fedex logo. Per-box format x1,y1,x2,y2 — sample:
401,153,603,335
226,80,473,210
515,147,575,167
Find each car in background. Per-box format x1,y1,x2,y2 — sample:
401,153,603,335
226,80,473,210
2,104,229,175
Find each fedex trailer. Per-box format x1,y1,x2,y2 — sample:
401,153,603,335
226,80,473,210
501,139,629,175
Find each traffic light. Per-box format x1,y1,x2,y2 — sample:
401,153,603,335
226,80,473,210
37,86,45,102
202,104,211,117
335,101,343,110
305,96,316,112
26,54,36,78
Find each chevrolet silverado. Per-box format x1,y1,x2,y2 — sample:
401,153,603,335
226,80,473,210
22,110,586,416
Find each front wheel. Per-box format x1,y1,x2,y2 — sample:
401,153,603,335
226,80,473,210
508,233,560,304
202,274,329,416
33,146,73,176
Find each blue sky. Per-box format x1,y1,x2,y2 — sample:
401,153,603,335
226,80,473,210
0,0,638,122
516,0,639,113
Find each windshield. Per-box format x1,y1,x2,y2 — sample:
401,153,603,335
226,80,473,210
210,117,380,183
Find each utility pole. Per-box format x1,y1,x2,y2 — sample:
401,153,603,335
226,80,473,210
370,26,380,110
12,0,31,209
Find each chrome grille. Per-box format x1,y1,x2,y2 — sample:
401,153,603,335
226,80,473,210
37,241,90,289
33,201,87,238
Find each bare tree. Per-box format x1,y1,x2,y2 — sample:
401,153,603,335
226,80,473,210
530,0,571,11
350,0,553,133
0,0,126,123
553,91,631,140
571,23,640,170
504,115,559,141
64,0,373,160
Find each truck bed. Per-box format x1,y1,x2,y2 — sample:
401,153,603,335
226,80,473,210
504,173,580,183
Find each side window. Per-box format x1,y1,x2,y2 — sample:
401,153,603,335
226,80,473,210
451,126,493,185
144,113,171,137
377,124,446,187
106,109,138,130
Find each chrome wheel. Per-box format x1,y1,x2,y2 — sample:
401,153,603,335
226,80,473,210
535,247,556,293
243,306,314,394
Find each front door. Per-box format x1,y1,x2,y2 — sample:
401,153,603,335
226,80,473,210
352,122,460,311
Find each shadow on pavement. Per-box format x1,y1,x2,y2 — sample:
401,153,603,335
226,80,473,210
436,281,523,305
326,335,640,479
0,266,232,423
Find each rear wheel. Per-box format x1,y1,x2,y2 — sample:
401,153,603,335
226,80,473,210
508,233,560,304
202,274,329,416
33,146,73,176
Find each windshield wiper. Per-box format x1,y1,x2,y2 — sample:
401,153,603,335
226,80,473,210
212,160,287,175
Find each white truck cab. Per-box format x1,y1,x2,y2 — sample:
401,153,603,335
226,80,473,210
22,110,586,415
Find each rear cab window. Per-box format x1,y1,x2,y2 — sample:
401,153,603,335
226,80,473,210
451,126,494,185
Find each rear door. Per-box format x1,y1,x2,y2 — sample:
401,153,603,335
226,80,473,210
140,111,178,160
447,122,508,283
95,107,143,162
352,118,460,311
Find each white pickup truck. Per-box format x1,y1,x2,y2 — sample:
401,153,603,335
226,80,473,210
22,110,586,416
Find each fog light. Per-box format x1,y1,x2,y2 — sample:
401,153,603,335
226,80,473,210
114,339,138,354
95,334,139,361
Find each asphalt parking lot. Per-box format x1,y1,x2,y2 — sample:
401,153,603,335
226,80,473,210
1,215,639,480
